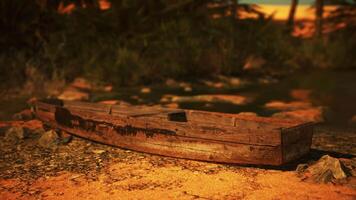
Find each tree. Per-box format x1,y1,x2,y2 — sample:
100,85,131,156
287,0,299,29
315,0,324,37
231,0,238,20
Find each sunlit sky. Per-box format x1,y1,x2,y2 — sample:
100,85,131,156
238,0,342,20
240,0,314,5
240,0,354,4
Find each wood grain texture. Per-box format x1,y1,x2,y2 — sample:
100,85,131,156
33,100,314,166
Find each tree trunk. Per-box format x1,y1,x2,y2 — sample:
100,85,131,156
231,0,238,20
315,0,324,37
287,0,298,29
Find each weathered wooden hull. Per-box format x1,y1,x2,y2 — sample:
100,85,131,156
33,99,314,166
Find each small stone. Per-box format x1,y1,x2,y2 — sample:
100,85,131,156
265,100,312,111
290,89,312,101
38,130,59,148
349,115,356,126
69,174,83,180
184,86,192,92
170,94,250,105
58,87,89,101
164,103,179,109
165,79,177,86
71,77,92,90
140,87,151,94
243,55,266,70
92,150,106,154
5,127,28,141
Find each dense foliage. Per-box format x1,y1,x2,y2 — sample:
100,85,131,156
0,0,355,90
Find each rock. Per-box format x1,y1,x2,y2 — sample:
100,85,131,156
71,77,92,90
349,115,356,126
228,77,242,86
140,87,151,94
301,155,348,183
58,87,89,101
272,107,324,122
201,80,225,88
5,127,28,141
165,79,178,87
290,89,312,101
170,94,251,105
38,130,59,148
103,85,113,92
258,77,279,84
178,82,192,92
92,149,106,154
164,103,179,109
217,75,243,87
265,100,312,111
243,55,266,71
160,95,174,103
183,86,192,92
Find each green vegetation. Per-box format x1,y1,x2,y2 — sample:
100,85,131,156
0,0,355,91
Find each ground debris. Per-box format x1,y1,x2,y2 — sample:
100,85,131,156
0,128,113,181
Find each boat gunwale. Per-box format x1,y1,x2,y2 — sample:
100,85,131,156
53,100,308,128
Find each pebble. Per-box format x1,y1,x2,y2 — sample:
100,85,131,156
92,150,106,154
140,87,151,94
38,130,59,148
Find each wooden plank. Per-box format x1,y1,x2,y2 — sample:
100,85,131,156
187,110,302,128
63,100,302,127
281,124,314,163
58,108,282,146
63,100,183,117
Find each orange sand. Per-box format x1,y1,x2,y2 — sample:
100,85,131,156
1,160,355,200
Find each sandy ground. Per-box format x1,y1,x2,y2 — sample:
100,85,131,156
1,160,355,200
0,120,355,200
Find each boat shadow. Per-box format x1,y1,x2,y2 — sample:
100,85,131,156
227,149,355,171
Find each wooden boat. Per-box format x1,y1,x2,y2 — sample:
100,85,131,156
33,99,314,166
